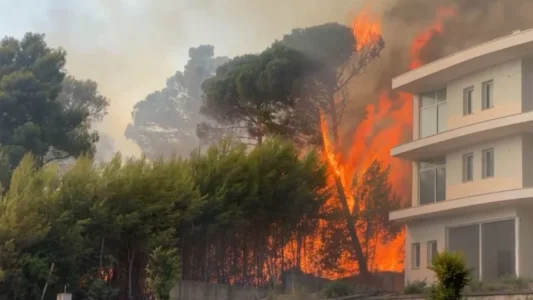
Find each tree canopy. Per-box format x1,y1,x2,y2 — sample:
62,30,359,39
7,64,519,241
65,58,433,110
56,75,110,123
125,45,229,159
0,33,102,188
0,138,328,299
279,22,385,145
200,43,313,145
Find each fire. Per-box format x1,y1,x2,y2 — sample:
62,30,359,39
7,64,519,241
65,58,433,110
299,4,457,279
353,4,382,51
411,7,457,69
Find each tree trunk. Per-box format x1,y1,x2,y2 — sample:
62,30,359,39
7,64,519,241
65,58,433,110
99,237,105,271
127,246,136,300
205,232,209,282
243,242,248,285
334,176,370,277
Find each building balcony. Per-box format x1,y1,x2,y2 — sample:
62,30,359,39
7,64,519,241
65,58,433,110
389,187,533,223
391,111,533,160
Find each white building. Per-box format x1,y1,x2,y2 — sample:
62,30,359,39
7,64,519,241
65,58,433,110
390,29,533,284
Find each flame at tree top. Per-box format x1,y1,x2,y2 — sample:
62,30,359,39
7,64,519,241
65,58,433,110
353,4,383,51
297,4,458,279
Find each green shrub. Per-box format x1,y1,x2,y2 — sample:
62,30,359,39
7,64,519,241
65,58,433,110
429,251,471,300
404,280,428,294
320,281,354,298
87,278,119,300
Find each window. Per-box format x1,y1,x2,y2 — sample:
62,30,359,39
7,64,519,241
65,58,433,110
412,243,420,269
482,80,494,110
419,157,446,205
427,241,438,266
462,153,474,182
463,87,474,115
482,149,494,178
448,224,481,280
448,219,516,281
420,88,447,138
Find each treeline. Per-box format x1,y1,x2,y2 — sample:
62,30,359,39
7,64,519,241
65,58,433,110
0,21,401,299
0,139,328,299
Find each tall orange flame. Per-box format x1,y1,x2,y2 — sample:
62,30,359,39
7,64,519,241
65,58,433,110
353,4,382,51
306,4,457,279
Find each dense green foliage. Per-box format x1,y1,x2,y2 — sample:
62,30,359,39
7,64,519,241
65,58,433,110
57,75,110,123
429,251,471,300
201,43,313,145
145,247,182,300
0,138,328,299
0,33,104,189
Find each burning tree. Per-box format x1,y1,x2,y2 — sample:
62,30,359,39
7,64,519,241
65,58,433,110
279,21,387,276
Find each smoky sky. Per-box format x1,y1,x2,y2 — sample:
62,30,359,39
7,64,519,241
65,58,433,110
5,0,533,158
3,0,364,157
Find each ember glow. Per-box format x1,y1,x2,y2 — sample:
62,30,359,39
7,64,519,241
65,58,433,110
294,4,458,278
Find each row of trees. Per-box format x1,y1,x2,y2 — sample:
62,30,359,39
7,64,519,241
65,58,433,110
0,22,401,299
0,138,328,299
126,23,384,154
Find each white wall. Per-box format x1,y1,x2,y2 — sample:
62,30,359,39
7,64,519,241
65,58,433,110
411,135,525,206
406,207,518,284
446,59,523,130
522,134,533,187
446,135,524,200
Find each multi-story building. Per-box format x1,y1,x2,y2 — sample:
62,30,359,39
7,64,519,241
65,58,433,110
390,29,533,283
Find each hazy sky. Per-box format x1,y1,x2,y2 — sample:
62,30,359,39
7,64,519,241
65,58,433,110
0,0,364,157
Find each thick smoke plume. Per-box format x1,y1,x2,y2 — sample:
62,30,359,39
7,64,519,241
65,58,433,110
344,0,533,148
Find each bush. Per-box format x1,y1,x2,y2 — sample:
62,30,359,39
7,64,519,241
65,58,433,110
429,251,471,300
404,280,428,294
320,281,354,298
87,278,119,300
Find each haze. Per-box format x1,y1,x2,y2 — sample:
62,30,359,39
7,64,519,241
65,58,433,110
0,0,364,157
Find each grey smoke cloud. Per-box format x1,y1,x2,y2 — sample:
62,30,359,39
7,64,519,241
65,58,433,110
7,0,533,159
15,0,364,157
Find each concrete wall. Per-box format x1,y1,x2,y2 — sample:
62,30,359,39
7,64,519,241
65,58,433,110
446,134,524,200
521,59,533,112
411,58,533,142
523,134,533,187
405,206,518,283
170,281,267,300
411,134,526,206
282,271,404,294
372,293,533,300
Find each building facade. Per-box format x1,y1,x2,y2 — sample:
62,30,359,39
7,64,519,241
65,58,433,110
390,29,533,284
